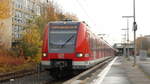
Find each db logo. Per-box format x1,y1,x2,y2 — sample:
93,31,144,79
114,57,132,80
58,54,64,58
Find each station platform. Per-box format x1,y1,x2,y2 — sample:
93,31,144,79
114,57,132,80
91,56,150,84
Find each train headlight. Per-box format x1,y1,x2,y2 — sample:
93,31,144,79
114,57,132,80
43,53,47,57
76,53,83,57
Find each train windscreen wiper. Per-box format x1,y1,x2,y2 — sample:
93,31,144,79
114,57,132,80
61,34,75,48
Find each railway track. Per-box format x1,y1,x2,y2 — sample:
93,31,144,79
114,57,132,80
0,66,69,84
0,70,52,84
0,57,114,84
63,57,114,84
0,69,36,82
44,57,114,84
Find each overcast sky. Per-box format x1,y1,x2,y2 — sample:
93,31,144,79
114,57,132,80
52,0,150,45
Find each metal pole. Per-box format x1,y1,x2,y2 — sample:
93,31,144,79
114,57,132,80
133,25,136,65
127,19,130,58
124,30,127,57
133,0,137,66
133,0,136,22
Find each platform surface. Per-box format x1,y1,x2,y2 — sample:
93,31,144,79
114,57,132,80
91,56,150,84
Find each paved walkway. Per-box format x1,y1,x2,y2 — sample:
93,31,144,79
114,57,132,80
123,57,150,84
91,56,150,84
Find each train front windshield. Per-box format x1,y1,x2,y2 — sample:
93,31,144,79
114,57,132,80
48,25,77,53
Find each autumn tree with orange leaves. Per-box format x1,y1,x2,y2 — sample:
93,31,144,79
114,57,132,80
0,0,12,49
0,0,11,19
21,22,42,63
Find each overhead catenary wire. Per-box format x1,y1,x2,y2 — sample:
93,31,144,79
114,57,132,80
82,0,90,11
52,0,97,29
75,0,97,27
76,0,95,22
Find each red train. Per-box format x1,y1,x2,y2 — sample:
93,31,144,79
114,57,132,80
41,21,115,78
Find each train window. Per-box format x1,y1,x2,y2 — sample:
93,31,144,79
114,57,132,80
93,39,96,50
48,28,77,53
96,40,99,50
98,41,100,49
87,32,90,44
92,37,95,50
94,39,97,50
89,33,93,51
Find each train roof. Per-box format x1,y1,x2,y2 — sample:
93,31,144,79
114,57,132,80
48,21,81,26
